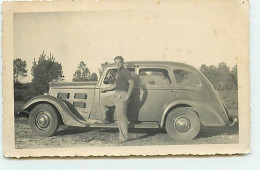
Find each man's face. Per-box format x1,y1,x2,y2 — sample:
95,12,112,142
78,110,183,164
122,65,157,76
114,58,124,70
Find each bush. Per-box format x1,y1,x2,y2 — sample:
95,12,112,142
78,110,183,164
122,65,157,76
14,82,40,102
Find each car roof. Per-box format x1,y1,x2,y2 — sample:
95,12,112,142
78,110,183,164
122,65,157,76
106,61,198,71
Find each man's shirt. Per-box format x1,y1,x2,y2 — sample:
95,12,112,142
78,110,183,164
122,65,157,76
115,66,132,91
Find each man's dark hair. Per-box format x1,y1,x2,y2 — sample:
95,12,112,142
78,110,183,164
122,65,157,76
114,56,124,62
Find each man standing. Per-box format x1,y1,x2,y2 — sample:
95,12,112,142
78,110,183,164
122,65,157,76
100,56,134,142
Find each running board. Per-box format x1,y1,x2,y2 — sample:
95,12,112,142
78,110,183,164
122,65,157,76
88,122,160,128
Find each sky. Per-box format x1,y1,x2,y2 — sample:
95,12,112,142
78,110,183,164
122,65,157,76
13,2,248,82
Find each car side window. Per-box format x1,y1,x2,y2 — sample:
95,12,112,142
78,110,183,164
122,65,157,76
139,68,171,86
173,69,201,87
103,68,136,85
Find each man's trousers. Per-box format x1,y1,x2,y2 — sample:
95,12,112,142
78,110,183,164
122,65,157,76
100,90,130,141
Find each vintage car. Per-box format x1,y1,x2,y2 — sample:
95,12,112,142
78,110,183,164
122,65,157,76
19,61,237,141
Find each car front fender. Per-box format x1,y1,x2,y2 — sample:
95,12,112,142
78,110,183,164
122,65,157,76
19,95,88,127
160,99,227,127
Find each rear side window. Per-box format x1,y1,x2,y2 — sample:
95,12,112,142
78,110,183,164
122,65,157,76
139,68,171,86
173,70,201,87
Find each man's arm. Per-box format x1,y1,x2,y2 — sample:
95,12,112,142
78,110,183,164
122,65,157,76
100,83,116,93
126,79,134,100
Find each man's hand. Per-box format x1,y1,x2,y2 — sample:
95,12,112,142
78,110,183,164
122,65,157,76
122,95,129,103
100,84,116,93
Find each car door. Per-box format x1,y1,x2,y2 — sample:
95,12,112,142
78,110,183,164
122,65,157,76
99,66,139,122
136,67,176,122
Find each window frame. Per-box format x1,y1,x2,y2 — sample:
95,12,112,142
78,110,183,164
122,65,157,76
137,66,173,88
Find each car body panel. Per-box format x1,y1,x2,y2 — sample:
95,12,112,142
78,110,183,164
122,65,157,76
49,82,97,120
135,87,175,122
160,98,226,127
20,95,88,127
20,61,233,129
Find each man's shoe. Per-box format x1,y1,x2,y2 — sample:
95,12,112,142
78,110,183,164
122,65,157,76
116,139,128,145
85,119,103,124
103,120,110,124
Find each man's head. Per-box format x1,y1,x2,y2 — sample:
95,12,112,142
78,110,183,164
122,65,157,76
114,56,124,70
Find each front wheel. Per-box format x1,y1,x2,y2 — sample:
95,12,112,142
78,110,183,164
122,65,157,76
165,107,200,141
29,104,60,137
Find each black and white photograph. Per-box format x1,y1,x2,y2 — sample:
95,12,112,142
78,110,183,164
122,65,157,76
2,0,250,157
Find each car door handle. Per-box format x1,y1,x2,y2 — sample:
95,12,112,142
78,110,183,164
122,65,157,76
171,90,177,93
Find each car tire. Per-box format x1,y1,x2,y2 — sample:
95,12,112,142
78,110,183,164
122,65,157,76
165,107,200,141
29,104,60,137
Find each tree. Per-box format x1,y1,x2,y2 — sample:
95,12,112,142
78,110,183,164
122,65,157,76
73,61,98,82
13,58,27,83
31,51,64,94
229,65,238,90
90,72,98,81
200,64,218,89
200,62,238,91
98,62,110,77
232,65,238,88
217,62,230,90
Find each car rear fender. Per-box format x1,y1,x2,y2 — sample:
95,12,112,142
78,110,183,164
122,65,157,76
160,99,226,127
19,95,88,127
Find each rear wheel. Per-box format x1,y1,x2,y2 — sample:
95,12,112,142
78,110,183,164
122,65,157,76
165,107,200,141
29,104,60,137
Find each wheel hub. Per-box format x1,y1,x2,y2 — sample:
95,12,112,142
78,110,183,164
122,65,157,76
174,117,191,132
36,112,50,129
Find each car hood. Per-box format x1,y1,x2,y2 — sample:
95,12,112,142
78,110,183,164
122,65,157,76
49,81,98,89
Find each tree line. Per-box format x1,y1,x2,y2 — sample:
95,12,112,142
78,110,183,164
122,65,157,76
14,51,238,102
200,62,237,91
14,52,100,101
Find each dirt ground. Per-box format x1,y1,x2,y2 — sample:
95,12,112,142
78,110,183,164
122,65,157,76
15,116,238,149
